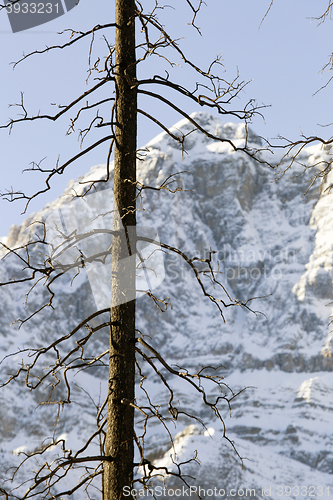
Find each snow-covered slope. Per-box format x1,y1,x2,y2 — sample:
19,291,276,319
1,112,333,498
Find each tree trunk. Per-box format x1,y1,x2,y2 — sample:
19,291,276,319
104,0,137,498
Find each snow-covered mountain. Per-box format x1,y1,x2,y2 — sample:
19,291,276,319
1,112,333,498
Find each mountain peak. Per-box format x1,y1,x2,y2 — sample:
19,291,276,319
1,114,333,495
145,111,262,153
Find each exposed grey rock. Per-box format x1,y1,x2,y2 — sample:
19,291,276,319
1,112,333,497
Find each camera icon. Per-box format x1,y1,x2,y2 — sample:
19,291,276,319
44,188,165,309
6,0,80,33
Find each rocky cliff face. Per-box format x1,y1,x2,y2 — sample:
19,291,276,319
1,112,333,498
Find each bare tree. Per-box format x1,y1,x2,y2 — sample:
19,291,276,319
0,1,285,499
104,1,137,498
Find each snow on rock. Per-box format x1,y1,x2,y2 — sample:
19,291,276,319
1,112,333,497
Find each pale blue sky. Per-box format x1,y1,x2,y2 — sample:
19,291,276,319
0,0,332,236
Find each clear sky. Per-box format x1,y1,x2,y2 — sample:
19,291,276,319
0,0,332,237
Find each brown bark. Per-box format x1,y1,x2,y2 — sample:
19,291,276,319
104,0,137,498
